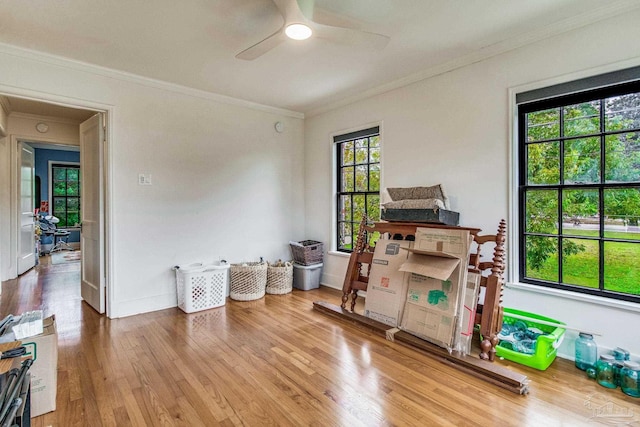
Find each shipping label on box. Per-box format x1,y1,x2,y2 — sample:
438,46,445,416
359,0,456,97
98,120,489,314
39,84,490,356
22,315,58,417
364,238,412,327
400,303,457,347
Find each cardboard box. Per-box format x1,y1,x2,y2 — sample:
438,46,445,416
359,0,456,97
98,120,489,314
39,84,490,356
454,272,481,354
399,270,461,347
364,239,412,326
399,228,472,348
22,315,57,417
401,303,457,346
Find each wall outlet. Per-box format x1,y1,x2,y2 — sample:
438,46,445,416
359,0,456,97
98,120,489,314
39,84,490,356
138,174,152,185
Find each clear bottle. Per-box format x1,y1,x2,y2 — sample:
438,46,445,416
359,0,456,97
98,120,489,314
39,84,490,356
620,361,640,398
575,332,598,371
596,354,617,389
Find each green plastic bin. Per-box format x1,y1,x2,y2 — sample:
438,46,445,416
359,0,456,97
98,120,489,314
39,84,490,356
496,308,566,371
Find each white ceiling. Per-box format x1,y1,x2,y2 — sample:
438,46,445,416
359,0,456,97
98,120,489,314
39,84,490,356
1,0,638,115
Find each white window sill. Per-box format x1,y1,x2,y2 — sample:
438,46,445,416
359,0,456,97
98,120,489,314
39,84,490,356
505,281,640,314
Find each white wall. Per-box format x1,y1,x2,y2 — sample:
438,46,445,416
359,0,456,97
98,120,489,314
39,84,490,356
0,47,305,317
304,10,640,359
7,114,80,146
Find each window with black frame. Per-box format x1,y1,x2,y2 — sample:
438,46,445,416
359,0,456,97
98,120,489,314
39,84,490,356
335,126,380,253
51,164,80,228
519,78,640,303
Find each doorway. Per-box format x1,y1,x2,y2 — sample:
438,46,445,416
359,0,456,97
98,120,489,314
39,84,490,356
1,93,111,316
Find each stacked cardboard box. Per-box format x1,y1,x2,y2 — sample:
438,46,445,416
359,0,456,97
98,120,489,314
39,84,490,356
363,238,412,327
399,227,473,349
364,227,479,353
21,315,58,417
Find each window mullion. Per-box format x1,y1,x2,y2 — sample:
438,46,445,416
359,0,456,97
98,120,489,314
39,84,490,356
599,98,606,291
558,106,565,284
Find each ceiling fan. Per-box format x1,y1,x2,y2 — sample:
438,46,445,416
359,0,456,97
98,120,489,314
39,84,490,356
236,0,390,60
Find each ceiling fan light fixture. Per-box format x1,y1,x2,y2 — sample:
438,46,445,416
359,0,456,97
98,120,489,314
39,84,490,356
285,23,312,40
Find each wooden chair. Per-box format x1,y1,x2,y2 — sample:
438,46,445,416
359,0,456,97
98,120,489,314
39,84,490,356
340,218,507,361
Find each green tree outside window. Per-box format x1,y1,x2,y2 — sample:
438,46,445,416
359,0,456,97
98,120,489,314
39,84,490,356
521,83,640,300
51,164,81,228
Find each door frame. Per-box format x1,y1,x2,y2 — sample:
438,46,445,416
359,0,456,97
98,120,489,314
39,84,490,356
3,87,114,318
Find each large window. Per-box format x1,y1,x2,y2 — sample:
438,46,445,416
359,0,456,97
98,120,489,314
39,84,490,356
519,79,640,302
335,126,381,252
51,163,80,228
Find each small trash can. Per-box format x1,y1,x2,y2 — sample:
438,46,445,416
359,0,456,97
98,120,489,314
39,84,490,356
292,263,323,290
174,261,230,313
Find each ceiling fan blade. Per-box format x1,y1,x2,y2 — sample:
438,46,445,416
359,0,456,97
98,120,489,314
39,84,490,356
236,28,286,60
312,23,390,50
272,0,308,23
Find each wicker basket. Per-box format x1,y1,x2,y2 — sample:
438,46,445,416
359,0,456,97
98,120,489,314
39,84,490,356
289,240,323,265
230,262,267,301
266,261,293,295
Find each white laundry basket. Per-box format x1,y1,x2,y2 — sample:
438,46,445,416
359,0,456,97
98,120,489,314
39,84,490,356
174,261,230,313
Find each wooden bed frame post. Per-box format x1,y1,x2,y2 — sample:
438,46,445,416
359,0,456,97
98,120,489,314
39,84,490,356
339,218,507,362
478,219,506,361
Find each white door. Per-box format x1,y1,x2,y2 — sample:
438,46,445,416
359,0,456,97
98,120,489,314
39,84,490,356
17,143,36,275
80,113,105,313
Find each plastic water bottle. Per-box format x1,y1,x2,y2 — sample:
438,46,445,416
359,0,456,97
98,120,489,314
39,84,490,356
575,332,598,371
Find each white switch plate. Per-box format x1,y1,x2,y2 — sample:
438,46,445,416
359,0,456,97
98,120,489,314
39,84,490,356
138,174,152,185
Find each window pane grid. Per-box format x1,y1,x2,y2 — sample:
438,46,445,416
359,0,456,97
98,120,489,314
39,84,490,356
520,82,640,302
51,165,80,228
336,129,380,252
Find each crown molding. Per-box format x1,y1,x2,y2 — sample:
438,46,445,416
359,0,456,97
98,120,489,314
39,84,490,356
0,95,10,114
305,0,640,117
0,43,305,120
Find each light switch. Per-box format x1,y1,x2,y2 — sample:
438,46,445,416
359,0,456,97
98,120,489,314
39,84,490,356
138,174,152,185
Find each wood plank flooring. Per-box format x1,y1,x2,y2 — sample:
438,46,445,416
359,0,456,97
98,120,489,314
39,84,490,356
2,258,638,426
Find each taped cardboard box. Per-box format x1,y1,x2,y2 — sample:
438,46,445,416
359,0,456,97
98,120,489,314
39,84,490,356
454,272,481,354
399,227,472,349
399,263,462,348
364,238,412,326
22,315,58,417
401,303,457,346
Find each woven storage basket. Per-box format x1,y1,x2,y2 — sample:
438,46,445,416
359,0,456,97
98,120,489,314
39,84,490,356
230,262,267,301
266,261,293,295
289,240,323,265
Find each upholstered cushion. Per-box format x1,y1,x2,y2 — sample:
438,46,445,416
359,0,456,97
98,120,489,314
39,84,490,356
382,198,446,210
387,185,448,208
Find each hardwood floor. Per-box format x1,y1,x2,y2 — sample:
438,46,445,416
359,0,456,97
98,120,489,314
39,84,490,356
2,258,638,426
